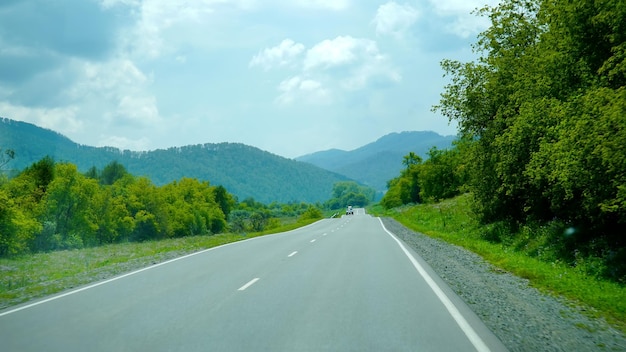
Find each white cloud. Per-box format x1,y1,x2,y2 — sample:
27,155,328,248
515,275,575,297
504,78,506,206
427,0,498,38
304,36,401,90
1,0,472,158
303,36,378,71
292,0,351,11
250,35,402,105
60,58,163,136
427,0,492,14
0,102,82,135
373,2,419,38
123,0,255,59
276,76,331,106
112,95,161,127
97,135,151,151
249,39,305,70
342,58,402,91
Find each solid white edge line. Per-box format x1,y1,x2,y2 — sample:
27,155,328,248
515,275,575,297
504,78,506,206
0,219,329,317
238,278,260,291
377,218,491,352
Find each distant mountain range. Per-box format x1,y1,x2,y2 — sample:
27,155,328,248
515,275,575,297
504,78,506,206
0,118,457,203
0,118,350,204
295,131,457,191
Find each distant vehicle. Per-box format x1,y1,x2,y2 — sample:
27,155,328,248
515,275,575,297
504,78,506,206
346,205,353,215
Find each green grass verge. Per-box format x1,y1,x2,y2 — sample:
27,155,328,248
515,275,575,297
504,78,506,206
0,217,321,310
371,194,626,333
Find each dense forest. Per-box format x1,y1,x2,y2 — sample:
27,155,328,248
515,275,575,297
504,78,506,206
0,118,350,204
383,0,625,282
0,154,373,257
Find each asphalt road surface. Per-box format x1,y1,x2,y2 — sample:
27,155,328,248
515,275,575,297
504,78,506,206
0,210,508,351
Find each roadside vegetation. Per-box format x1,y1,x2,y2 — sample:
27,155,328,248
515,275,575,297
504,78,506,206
372,195,626,332
0,215,321,310
0,152,371,258
0,149,373,309
375,0,626,333
381,0,625,285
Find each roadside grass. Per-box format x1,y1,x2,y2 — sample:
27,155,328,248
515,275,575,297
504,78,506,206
0,217,321,310
372,193,626,333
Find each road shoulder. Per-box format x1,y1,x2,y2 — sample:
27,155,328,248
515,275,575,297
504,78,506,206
381,217,626,352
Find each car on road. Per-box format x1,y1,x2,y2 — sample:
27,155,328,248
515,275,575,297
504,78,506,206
346,205,353,215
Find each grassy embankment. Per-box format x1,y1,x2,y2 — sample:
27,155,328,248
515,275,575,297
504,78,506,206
371,193,626,333
0,217,320,310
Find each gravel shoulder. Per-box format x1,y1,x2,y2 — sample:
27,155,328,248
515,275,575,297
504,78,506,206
381,217,626,352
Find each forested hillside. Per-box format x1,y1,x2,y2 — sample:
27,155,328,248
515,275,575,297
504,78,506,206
382,0,626,282
0,118,350,203
296,131,456,191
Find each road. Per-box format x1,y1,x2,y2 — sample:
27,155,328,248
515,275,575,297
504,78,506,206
0,210,508,351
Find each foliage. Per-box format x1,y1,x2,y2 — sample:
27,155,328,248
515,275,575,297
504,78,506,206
0,214,325,310
0,156,333,256
0,118,349,203
381,138,470,208
299,206,323,221
323,181,376,210
227,197,322,233
0,158,237,255
99,160,128,186
433,0,626,279
0,148,15,172
376,194,626,333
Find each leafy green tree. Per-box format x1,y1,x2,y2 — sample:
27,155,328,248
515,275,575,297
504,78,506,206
299,206,323,220
381,177,413,209
100,161,128,186
402,152,422,168
434,0,626,279
17,156,56,202
326,181,375,210
249,210,269,232
418,146,466,202
89,185,134,244
214,185,235,218
84,166,99,180
162,178,226,237
228,210,250,233
124,176,169,242
42,163,100,249
0,188,40,255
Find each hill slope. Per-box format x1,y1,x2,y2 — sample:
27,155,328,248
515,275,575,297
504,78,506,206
0,118,349,203
296,131,457,191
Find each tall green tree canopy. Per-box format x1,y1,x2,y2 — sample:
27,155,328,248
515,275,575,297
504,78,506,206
435,0,626,248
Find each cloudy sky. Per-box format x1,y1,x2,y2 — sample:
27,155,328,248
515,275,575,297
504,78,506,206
0,0,497,158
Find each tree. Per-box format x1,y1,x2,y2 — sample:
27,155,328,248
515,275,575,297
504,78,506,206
434,0,626,279
214,185,234,218
42,163,100,249
162,178,227,237
0,188,40,255
100,161,128,186
0,148,15,171
381,177,412,209
124,176,169,242
326,181,375,210
402,152,422,168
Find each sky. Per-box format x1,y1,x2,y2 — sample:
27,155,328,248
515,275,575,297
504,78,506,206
0,0,498,159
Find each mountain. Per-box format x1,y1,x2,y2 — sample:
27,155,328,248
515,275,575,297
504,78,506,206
0,118,350,204
296,131,457,191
